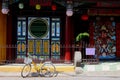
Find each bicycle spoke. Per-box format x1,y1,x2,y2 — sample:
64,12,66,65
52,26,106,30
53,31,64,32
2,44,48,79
40,63,56,77
21,64,31,78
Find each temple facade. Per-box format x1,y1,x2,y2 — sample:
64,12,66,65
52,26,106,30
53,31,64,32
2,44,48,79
0,0,120,63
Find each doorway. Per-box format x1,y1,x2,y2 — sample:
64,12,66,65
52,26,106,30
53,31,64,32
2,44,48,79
17,17,61,61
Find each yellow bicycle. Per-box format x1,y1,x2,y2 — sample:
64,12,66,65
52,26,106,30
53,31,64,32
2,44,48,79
21,54,56,78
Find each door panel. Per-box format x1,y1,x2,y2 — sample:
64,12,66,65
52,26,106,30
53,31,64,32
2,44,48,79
17,17,61,61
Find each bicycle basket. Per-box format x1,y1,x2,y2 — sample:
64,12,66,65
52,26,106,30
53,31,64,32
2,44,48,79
24,57,32,64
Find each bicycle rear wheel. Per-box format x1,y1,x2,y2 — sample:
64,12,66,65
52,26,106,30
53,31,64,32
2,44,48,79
40,62,56,77
21,64,31,78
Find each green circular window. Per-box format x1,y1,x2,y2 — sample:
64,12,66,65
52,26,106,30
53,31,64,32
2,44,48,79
29,18,48,38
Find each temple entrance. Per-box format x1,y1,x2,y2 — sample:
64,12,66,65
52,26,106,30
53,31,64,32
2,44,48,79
73,15,90,59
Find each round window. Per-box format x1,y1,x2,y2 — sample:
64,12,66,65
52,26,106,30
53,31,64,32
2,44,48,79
29,18,48,38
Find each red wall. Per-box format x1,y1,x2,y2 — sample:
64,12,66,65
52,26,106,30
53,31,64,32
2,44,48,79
116,23,120,58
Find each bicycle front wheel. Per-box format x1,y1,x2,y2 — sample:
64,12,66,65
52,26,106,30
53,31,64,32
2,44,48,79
21,64,31,78
40,62,56,77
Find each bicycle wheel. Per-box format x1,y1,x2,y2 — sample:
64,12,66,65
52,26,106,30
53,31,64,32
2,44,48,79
40,62,56,77
21,64,31,78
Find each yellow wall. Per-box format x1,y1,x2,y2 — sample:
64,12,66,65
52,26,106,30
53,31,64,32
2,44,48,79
0,3,7,62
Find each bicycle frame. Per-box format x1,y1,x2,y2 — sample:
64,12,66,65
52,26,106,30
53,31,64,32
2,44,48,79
32,60,48,72
24,56,48,73
21,55,56,78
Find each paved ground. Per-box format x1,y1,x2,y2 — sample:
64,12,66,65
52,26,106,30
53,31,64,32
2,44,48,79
0,61,120,80
0,63,74,72
0,71,120,80
83,62,120,71
1,62,120,72
0,76,120,80
0,70,120,77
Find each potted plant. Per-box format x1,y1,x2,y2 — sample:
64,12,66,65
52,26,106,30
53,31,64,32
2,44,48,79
76,32,89,48
74,32,89,62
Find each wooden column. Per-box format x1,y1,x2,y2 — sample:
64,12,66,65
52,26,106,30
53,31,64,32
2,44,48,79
64,16,72,62
0,3,7,62
6,14,13,61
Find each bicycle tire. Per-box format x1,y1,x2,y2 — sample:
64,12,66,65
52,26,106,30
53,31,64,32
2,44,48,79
21,64,31,78
40,62,56,77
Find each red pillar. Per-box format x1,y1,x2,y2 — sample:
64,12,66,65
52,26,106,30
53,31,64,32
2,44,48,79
6,14,13,61
116,23,120,58
65,16,72,62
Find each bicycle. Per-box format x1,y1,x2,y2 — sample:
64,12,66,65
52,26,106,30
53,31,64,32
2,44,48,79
21,54,56,78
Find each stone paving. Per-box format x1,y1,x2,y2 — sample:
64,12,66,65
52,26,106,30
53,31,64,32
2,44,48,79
0,62,120,73
83,62,120,71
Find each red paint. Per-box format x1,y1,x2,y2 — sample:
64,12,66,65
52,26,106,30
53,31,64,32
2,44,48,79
89,9,120,15
81,14,89,21
30,0,52,6
89,22,95,46
6,15,14,60
116,23,120,58
97,2,120,7
65,52,71,62
65,16,71,62
51,5,57,11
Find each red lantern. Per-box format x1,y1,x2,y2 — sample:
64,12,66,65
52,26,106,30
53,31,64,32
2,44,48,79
51,4,57,11
81,14,89,21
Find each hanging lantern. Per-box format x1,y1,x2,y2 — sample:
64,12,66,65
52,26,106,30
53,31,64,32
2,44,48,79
35,4,41,10
18,3,24,9
66,9,73,16
51,4,57,11
81,14,89,21
66,1,73,16
1,2,9,14
1,8,9,14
